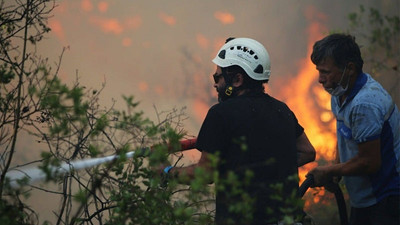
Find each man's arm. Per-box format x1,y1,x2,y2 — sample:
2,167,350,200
308,138,381,186
296,132,316,167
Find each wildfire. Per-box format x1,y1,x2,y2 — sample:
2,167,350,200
276,11,338,206
280,39,337,162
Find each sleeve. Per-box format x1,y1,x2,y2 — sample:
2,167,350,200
195,106,227,154
350,103,384,143
295,120,305,138
290,110,304,138
279,102,304,138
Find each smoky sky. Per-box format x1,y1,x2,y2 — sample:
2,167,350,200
37,0,398,133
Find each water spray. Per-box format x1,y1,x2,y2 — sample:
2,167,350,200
3,138,197,188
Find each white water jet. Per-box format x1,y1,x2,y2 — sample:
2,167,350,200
3,151,137,188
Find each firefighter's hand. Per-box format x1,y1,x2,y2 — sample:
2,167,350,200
306,165,333,187
151,164,173,188
151,163,172,176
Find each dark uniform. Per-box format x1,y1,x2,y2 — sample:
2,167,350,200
196,91,304,225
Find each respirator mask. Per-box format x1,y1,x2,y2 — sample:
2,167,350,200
325,66,350,96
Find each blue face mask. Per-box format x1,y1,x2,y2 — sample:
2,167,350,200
324,67,350,96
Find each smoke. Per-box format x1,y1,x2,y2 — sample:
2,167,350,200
43,1,397,104
12,1,398,222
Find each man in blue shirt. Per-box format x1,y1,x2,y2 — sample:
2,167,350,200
308,33,400,225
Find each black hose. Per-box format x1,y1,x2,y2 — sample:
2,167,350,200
333,185,349,225
299,175,315,197
298,174,349,225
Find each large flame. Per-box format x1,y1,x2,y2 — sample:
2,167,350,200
280,24,337,160
277,17,337,206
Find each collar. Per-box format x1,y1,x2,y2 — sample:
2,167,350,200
346,72,367,101
239,90,265,98
335,72,367,106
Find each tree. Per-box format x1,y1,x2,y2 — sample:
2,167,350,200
348,5,400,104
0,1,216,224
0,1,56,223
0,1,310,224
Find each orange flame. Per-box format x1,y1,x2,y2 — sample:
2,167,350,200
122,37,132,47
196,34,210,49
280,20,336,158
277,7,337,206
138,81,149,92
159,13,176,26
81,0,93,12
89,17,124,35
214,11,235,25
48,20,66,44
97,1,109,13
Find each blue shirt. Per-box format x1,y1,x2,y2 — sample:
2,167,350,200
331,72,400,208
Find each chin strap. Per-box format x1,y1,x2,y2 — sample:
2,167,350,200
218,68,246,102
225,86,233,96
221,68,238,98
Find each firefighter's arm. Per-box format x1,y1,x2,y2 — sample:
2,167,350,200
168,151,214,184
296,132,316,167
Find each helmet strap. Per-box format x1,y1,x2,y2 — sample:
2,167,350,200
218,68,241,102
225,86,233,96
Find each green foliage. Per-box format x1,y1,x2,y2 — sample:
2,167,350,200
347,5,399,84
73,188,89,205
92,114,108,135
349,6,399,58
106,143,214,225
39,76,90,136
88,144,100,157
0,65,15,84
38,152,61,182
0,199,32,225
268,175,305,224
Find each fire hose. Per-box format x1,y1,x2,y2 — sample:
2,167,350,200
4,137,348,225
4,138,198,188
174,139,350,224
299,175,349,225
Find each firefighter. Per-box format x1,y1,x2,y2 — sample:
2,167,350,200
307,33,400,225
164,37,316,224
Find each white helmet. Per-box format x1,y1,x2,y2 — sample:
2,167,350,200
212,37,271,81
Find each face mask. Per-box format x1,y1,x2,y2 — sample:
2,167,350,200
324,67,350,96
